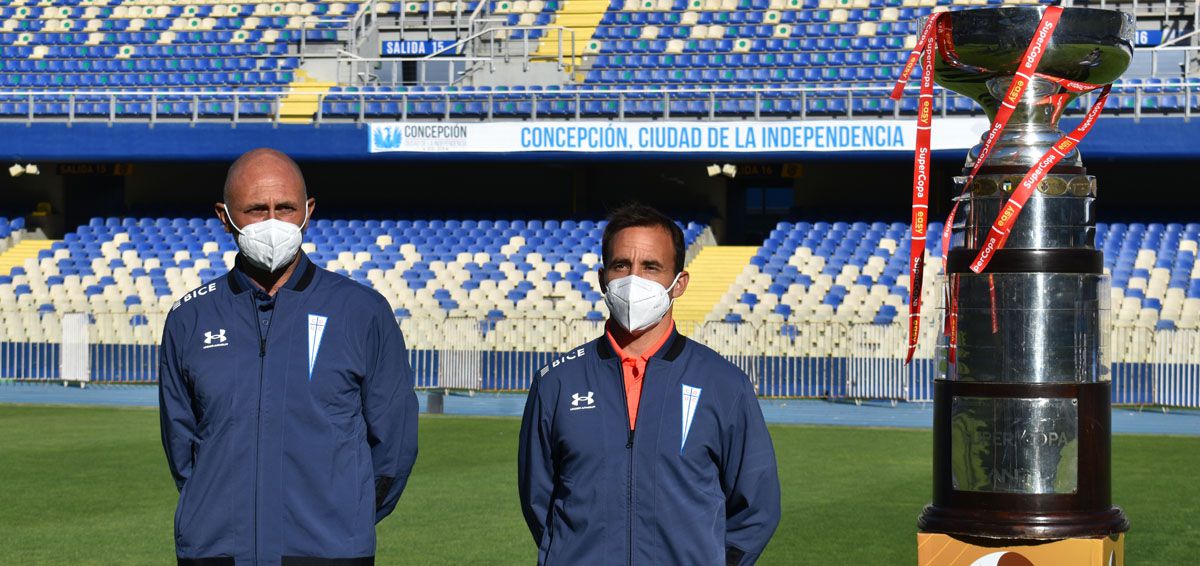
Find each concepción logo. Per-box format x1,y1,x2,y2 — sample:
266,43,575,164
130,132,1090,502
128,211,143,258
370,123,469,152
371,125,404,151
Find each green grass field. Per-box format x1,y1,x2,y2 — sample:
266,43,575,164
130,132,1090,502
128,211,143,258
0,405,1197,565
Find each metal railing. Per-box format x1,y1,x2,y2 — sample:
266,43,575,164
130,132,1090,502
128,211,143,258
346,0,380,53
331,53,499,85
3,311,1199,408
1148,43,1200,79
2,82,1197,125
380,0,480,38
305,24,577,85
298,17,356,61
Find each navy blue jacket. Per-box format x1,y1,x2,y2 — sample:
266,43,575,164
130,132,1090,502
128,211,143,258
518,328,781,565
159,253,419,565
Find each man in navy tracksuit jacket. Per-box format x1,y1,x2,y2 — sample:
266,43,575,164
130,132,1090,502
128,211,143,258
159,149,418,565
518,205,781,565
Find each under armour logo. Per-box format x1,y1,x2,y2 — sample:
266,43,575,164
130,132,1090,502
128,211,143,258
570,391,595,411
203,329,228,349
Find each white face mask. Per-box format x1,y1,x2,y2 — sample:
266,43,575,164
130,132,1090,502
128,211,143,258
224,204,309,273
604,272,681,334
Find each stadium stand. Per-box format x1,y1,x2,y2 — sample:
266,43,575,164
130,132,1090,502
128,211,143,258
706,220,939,327
0,0,355,118
1102,222,1200,331
2,0,1194,120
704,220,1200,330
2,216,1199,394
4,216,1198,340
0,217,713,348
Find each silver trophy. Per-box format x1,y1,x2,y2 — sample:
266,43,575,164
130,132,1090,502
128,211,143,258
918,7,1134,539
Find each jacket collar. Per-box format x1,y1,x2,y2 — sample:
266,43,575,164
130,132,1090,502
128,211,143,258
227,251,317,295
597,321,686,362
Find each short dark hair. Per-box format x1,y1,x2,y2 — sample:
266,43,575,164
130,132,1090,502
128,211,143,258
601,203,686,274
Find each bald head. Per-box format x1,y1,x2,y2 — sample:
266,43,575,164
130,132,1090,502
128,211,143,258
223,148,307,204
217,148,313,234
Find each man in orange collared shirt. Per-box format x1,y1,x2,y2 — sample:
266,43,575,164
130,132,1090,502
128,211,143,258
519,203,781,565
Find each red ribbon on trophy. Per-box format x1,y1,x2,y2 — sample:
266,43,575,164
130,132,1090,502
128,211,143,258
890,6,1114,362
897,27,937,363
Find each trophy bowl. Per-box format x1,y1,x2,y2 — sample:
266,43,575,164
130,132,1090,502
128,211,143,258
932,7,1135,169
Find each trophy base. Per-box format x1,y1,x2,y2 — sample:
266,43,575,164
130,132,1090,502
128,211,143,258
923,380,1130,539
917,531,1124,566
918,504,1129,540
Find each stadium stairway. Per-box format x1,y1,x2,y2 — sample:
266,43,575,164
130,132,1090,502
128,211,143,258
278,70,336,124
0,239,54,277
673,245,758,335
535,0,607,71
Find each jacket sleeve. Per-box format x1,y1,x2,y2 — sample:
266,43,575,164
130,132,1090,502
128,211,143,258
158,321,196,492
518,371,556,546
722,376,782,566
362,308,420,523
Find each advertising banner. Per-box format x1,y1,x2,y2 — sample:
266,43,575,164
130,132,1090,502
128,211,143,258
367,119,991,154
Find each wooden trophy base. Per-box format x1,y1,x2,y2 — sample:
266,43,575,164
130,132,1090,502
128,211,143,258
917,532,1124,566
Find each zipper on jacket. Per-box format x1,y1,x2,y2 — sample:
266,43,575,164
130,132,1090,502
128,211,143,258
250,292,276,565
616,361,642,566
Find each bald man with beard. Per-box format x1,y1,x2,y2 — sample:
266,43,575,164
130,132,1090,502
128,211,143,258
159,148,419,566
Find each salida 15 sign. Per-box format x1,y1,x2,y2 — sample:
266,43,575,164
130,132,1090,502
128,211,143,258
381,40,457,57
